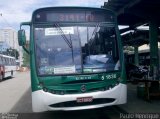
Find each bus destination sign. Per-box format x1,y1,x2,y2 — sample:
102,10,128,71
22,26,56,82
34,10,114,23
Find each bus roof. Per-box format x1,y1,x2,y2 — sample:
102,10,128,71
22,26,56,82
32,7,115,23
32,6,114,15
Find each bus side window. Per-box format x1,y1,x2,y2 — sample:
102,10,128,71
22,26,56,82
9,58,10,65
1,57,3,64
11,59,13,65
10,59,12,65
3,57,5,65
7,58,9,66
4,58,6,65
13,59,15,65
2,57,4,64
0,56,2,64
10,58,11,65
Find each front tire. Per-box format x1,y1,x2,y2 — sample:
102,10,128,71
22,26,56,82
0,74,3,82
11,70,13,77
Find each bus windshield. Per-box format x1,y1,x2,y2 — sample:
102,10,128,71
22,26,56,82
35,23,120,75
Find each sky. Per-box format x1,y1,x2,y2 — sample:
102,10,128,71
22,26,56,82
0,0,107,31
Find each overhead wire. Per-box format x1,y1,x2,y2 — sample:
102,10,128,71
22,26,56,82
0,13,15,29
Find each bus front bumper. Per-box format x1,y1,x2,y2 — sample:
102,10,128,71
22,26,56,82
32,83,127,112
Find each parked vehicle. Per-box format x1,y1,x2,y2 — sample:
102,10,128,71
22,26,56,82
0,54,16,81
126,63,148,80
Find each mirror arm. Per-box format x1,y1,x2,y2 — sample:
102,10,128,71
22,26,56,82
20,22,31,54
20,22,31,29
22,46,30,54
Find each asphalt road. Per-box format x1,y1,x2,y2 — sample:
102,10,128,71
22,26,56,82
0,71,124,119
0,71,32,113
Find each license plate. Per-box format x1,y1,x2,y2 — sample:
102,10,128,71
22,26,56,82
76,96,93,103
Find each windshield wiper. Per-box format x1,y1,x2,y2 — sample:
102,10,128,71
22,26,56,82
87,27,91,60
69,33,74,63
54,23,75,63
86,23,100,61
89,23,100,45
54,23,72,48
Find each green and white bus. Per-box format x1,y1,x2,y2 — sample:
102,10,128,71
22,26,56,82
18,7,127,112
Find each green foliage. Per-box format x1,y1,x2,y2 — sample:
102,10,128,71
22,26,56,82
123,46,134,53
22,49,30,67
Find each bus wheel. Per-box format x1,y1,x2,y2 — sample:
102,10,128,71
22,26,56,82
0,74,3,81
11,70,13,77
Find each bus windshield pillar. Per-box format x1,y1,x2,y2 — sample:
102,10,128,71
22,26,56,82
134,45,139,66
149,19,159,80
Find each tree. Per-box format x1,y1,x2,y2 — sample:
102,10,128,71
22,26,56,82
22,41,30,67
123,46,134,53
22,50,30,67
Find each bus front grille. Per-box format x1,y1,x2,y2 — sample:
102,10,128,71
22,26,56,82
49,98,115,108
62,80,102,84
43,82,119,95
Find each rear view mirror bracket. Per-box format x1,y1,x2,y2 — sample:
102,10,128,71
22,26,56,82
18,22,31,54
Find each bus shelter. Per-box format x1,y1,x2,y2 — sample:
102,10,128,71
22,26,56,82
103,0,160,100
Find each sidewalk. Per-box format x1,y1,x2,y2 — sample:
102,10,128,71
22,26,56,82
118,83,160,113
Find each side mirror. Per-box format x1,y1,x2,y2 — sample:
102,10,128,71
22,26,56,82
18,29,26,46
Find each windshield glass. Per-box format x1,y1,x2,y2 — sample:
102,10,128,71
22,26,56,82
34,23,120,75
